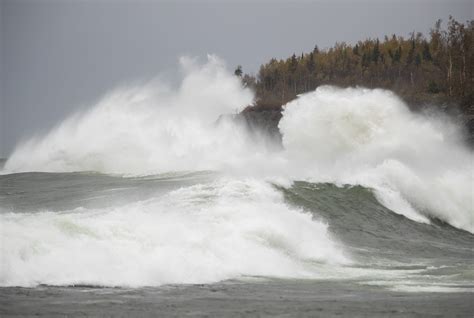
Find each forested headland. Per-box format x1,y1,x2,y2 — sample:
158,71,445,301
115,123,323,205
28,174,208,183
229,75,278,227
236,17,473,140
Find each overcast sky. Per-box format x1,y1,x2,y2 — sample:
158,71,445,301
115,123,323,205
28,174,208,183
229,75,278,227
1,0,472,157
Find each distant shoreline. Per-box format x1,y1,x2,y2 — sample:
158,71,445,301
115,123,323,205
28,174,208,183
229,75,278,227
237,17,473,145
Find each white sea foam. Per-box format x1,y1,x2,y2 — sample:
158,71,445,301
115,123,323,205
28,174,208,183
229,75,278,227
0,179,349,287
3,57,473,233
3,56,265,175
279,86,473,232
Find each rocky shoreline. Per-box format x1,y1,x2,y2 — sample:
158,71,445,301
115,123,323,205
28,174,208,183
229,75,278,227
237,97,474,147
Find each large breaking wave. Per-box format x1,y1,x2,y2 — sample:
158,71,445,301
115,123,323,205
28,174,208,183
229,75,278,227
3,56,473,233
279,87,473,233
0,179,349,287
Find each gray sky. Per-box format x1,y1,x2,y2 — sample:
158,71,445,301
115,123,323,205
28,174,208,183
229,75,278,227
1,0,472,157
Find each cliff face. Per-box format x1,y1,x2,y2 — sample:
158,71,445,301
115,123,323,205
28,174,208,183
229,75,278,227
215,102,283,147
239,105,282,142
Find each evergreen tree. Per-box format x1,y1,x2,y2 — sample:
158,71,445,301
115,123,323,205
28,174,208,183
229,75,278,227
407,39,416,64
422,41,432,61
306,52,316,73
234,65,243,77
393,46,402,63
362,52,369,67
242,17,473,113
289,54,298,73
372,39,380,63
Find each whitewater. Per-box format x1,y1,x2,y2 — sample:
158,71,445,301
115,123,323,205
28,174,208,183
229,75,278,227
1,56,473,293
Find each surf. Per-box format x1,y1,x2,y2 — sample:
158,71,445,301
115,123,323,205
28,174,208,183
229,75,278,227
2,56,473,233
0,178,349,287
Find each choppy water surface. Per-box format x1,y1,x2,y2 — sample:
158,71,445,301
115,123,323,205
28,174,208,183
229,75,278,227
1,172,473,316
1,59,472,316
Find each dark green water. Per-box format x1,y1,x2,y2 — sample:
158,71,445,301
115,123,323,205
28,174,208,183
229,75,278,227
0,171,472,316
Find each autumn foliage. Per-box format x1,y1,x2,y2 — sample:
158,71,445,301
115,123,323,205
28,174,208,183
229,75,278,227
239,17,473,115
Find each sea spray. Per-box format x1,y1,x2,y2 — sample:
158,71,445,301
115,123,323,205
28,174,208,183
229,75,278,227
279,86,473,232
3,56,264,175
0,178,349,287
3,57,473,233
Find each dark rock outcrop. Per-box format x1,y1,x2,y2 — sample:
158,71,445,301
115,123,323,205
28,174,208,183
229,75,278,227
219,96,474,149
239,102,283,141
216,102,283,145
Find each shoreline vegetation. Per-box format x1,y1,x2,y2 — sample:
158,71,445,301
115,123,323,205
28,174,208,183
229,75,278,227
236,17,473,144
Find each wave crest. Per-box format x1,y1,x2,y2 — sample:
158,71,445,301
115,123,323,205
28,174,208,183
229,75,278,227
0,179,348,287
3,60,473,233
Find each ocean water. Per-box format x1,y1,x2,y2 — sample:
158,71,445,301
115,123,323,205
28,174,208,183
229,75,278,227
1,57,473,316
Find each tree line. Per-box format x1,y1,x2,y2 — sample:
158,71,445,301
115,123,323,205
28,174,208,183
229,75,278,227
236,17,473,114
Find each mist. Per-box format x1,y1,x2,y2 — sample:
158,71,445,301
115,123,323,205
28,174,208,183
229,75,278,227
1,0,472,157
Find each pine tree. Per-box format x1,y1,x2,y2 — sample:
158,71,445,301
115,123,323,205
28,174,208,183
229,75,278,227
393,46,402,63
372,39,380,63
407,39,416,65
234,65,243,77
243,17,472,113
306,52,316,73
362,52,369,67
289,54,298,73
422,41,432,61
